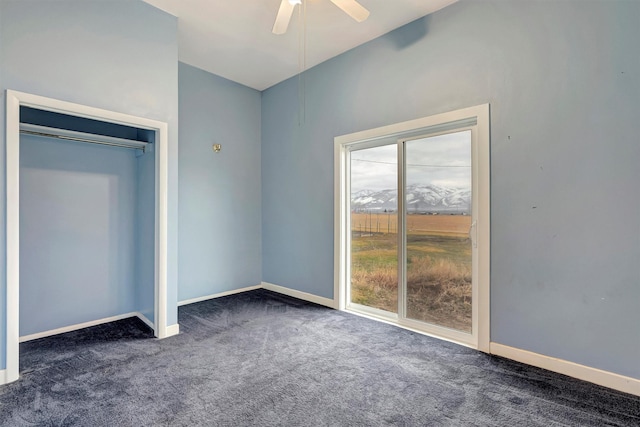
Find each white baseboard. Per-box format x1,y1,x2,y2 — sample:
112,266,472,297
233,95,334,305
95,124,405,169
261,282,336,308
178,285,262,306
135,312,155,330
165,323,180,337
19,312,143,343
490,343,640,397
16,310,177,347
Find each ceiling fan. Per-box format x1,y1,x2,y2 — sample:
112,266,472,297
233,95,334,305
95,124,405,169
272,0,370,35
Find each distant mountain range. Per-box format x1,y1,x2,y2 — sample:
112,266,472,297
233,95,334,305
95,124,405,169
352,184,470,213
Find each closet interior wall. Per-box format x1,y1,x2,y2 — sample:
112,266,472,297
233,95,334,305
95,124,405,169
19,113,155,338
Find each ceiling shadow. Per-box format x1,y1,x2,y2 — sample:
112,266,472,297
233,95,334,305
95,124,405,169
386,16,430,50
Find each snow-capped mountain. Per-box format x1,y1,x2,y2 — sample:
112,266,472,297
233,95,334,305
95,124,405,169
351,184,470,213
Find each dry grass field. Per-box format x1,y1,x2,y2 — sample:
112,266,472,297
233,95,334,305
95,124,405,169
350,213,472,332
351,212,471,236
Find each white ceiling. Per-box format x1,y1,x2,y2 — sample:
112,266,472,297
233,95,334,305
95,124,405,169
143,0,458,91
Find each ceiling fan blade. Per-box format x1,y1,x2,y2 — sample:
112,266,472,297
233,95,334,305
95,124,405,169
330,0,370,23
272,0,297,35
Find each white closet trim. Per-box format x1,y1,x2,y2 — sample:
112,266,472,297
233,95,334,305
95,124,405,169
3,89,174,386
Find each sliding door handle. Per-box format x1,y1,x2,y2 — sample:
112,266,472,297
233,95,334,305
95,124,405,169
469,220,478,248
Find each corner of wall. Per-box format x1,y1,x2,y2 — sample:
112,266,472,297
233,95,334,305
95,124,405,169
261,282,336,309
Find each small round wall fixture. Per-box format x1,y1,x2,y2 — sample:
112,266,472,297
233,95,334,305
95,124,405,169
212,144,221,153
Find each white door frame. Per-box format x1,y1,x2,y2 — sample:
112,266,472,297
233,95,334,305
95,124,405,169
334,104,490,351
4,90,170,384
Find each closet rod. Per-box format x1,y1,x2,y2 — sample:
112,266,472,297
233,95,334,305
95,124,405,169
19,123,149,152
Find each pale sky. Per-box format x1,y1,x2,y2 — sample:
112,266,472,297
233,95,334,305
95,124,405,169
350,131,471,193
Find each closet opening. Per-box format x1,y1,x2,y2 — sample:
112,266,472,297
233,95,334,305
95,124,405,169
4,90,171,385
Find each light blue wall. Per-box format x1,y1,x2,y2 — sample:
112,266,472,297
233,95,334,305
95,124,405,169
136,144,156,323
262,0,640,378
19,137,139,335
178,63,262,302
0,0,179,370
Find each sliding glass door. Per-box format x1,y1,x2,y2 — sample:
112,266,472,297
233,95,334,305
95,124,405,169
337,105,489,349
402,131,473,333
346,129,479,342
349,144,398,314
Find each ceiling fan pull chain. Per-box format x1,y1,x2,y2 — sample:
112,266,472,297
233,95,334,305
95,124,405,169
297,0,307,126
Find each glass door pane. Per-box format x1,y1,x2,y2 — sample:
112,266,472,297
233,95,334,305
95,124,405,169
404,131,473,332
350,144,398,313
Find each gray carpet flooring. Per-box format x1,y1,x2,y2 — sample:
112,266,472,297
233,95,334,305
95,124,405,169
1,289,638,426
